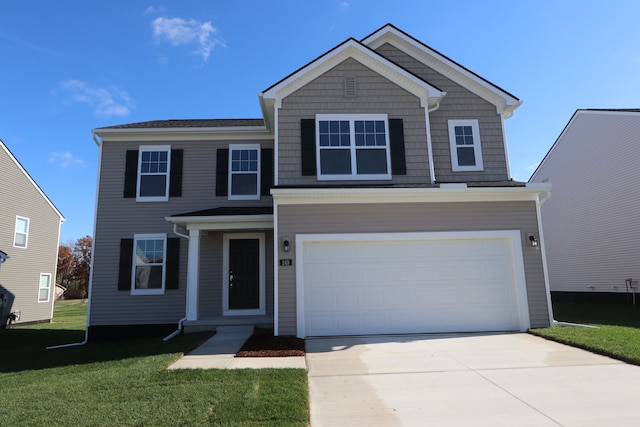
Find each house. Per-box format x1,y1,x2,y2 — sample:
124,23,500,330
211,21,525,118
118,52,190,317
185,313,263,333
530,109,640,303
88,24,552,341
0,139,65,326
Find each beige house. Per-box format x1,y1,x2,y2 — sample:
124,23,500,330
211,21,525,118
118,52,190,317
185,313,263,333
0,139,65,326
88,24,552,341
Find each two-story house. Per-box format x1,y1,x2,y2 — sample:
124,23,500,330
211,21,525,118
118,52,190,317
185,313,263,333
88,24,552,341
0,138,65,326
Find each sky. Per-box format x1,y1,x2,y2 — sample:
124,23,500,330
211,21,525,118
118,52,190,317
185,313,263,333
2,1,639,243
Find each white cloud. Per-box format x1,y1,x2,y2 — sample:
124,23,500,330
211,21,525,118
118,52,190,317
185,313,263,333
59,80,133,116
48,152,86,169
526,162,540,172
338,1,350,11
144,6,166,15
152,16,225,61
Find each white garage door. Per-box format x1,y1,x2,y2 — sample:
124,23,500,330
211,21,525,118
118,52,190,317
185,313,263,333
299,232,528,337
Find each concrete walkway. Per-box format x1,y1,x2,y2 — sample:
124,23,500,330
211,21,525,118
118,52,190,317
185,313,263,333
167,325,306,370
306,333,640,426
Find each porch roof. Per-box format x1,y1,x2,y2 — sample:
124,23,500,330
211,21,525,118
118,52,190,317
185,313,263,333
165,206,274,231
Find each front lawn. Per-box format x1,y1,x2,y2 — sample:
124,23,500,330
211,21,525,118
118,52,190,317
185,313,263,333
531,302,640,365
0,300,309,426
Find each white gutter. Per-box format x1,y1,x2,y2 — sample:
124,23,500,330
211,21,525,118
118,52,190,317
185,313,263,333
162,224,191,341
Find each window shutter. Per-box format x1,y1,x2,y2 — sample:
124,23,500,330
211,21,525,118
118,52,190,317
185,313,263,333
169,149,183,197
389,118,407,175
118,239,134,291
165,238,180,289
216,148,229,196
124,150,138,198
261,148,274,196
300,119,316,176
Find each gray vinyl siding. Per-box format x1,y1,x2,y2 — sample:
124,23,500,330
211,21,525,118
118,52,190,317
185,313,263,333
0,144,62,324
375,43,509,182
278,58,431,186
90,138,274,326
531,110,640,294
276,201,548,335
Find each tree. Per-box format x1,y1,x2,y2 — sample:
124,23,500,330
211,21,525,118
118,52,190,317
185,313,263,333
57,244,76,288
56,236,92,299
72,235,92,298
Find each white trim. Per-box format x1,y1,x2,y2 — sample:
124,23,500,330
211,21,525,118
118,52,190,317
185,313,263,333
273,203,280,335
186,229,200,321
272,184,552,205
295,230,531,338
38,273,52,303
448,119,484,172
222,232,266,316
316,114,392,181
92,127,273,142
228,144,261,200
13,216,29,248
131,233,167,296
165,214,273,231
136,145,171,202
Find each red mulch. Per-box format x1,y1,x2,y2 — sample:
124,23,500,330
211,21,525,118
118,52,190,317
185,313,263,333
235,328,305,357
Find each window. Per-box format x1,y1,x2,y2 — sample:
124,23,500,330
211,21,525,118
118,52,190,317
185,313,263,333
38,273,51,302
228,144,260,200
14,216,29,248
316,114,391,180
132,234,166,295
137,146,171,201
448,120,484,172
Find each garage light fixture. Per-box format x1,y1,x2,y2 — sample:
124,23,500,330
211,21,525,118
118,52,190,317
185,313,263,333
283,240,290,252
528,235,538,248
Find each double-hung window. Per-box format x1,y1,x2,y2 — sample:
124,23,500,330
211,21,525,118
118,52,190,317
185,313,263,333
38,273,51,302
137,146,171,201
316,114,391,180
228,144,260,200
14,216,29,248
448,119,484,172
132,234,166,295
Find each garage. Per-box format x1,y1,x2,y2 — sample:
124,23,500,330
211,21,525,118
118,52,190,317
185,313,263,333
296,231,529,337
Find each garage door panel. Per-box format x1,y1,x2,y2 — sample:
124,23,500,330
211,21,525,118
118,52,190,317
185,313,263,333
302,236,525,336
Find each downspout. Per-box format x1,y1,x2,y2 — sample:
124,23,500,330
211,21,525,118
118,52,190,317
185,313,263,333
163,224,190,341
425,96,444,184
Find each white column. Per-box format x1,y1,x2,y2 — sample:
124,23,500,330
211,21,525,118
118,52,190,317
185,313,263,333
186,229,200,321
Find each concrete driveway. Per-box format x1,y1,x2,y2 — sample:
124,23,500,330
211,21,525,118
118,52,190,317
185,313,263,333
305,333,640,426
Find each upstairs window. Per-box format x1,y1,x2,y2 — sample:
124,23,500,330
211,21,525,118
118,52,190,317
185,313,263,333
448,120,484,172
229,144,261,200
137,146,171,201
132,234,166,295
316,114,391,181
14,216,29,248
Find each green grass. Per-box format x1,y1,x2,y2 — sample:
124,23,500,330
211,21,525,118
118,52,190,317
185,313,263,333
531,302,640,365
0,299,309,426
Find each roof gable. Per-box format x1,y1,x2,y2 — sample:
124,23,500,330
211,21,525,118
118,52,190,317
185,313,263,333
0,139,65,221
362,24,521,118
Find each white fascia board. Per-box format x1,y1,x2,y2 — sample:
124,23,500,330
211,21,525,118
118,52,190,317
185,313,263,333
260,39,446,109
92,127,272,142
272,184,551,205
363,26,521,118
165,214,274,231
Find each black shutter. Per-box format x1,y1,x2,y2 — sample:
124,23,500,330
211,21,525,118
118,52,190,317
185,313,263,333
216,148,229,196
169,149,183,197
118,239,134,291
261,148,274,196
389,118,407,175
300,119,316,176
165,238,180,289
124,150,138,198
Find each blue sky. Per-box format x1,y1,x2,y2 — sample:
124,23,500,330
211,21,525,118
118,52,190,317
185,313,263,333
2,1,639,243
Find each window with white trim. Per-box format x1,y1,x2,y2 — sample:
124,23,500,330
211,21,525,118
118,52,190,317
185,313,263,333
137,146,171,201
14,216,29,248
229,144,260,200
448,120,484,172
132,234,166,295
316,114,391,180
38,273,51,302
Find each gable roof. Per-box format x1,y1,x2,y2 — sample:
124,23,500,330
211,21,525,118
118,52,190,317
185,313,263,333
362,24,522,118
0,139,65,221
95,118,265,130
259,37,447,129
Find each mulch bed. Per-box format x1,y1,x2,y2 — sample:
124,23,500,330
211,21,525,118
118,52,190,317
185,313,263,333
235,328,305,357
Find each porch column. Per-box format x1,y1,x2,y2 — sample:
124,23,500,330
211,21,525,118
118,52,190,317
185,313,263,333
186,229,200,321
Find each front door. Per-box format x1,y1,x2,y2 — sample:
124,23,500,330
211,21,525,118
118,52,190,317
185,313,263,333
223,233,265,315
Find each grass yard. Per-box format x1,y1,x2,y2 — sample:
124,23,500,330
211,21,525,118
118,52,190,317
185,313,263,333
531,302,640,365
0,300,309,426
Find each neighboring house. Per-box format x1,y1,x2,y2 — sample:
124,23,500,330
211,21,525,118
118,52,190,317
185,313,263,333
0,138,65,326
530,109,640,303
89,24,552,341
